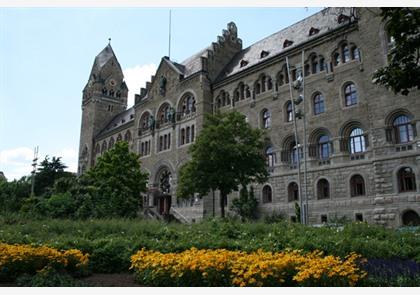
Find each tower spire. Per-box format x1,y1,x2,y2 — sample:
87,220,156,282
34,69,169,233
108,38,111,45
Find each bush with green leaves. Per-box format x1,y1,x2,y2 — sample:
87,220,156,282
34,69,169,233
230,186,258,221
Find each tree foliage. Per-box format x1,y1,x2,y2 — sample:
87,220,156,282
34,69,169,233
373,8,420,95
177,111,268,218
83,141,148,218
34,156,70,196
0,176,31,212
231,186,259,221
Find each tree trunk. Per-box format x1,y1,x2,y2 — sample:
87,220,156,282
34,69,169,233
220,192,226,218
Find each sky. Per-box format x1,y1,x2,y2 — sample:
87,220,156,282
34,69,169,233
0,6,326,181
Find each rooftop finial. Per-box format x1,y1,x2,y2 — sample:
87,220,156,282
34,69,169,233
108,38,111,45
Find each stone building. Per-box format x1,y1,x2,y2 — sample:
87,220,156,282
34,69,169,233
78,7,420,227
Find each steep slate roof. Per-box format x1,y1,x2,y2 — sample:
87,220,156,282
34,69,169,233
90,44,123,76
96,107,135,139
216,7,353,81
179,47,210,77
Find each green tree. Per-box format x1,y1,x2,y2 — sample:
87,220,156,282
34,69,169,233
34,156,71,196
177,111,268,218
0,176,31,212
373,8,420,95
83,141,148,218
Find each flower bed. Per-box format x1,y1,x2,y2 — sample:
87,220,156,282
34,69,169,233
0,243,89,281
130,248,366,286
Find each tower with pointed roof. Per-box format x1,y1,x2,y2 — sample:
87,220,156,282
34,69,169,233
78,44,128,174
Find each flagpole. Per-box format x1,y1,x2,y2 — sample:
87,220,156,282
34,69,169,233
168,9,172,59
301,50,309,225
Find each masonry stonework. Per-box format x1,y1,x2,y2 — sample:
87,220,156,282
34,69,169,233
78,8,420,227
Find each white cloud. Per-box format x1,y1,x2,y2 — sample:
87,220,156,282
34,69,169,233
0,147,34,180
123,64,157,107
0,146,78,181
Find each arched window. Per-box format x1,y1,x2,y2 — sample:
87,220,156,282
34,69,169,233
288,182,299,202
277,73,285,87
393,115,414,143
351,46,360,60
158,103,171,124
402,210,420,226
191,125,195,142
95,143,101,156
245,86,251,98
350,174,365,197
158,169,172,194
342,44,350,63
262,109,271,128
333,52,340,66
304,64,310,77
124,130,132,142
262,185,272,203
140,112,151,130
313,93,325,115
286,101,293,122
290,141,303,166
186,126,191,143
255,82,261,95
317,179,330,199
179,93,196,118
344,83,358,106
349,128,366,154
109,89,115,97
180,128,185,145
116,134,122,142
318,135,331,160
109,137,115,149
265,146,276,168
101,141,107,154
267,77,273,90
261,76,266,92
319,57,325,71
398,167,416,193
311,55,319,74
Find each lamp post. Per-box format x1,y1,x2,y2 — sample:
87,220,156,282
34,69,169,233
286,57,304,224
286,51,309,225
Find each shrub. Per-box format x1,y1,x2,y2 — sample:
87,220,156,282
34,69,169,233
0,243,89,282
89,238,134,273
16,266,89,287
130,248,366,287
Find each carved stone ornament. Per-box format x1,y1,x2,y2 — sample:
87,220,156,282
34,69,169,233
159,76,167,96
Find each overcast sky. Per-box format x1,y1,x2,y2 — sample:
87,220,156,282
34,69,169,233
0,6,325,180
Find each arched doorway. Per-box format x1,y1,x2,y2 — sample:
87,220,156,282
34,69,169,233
402,210,420,226
155,168,172,216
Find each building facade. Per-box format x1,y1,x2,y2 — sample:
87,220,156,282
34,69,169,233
78,7,420,227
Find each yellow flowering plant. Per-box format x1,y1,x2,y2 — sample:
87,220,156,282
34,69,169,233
130,247,366,287
0,243,89,281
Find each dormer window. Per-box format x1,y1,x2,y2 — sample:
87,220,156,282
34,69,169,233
130,114,134,120
309,27,320,36
260,50,270,58
121,119,125,124
283,39,294,48
337,14,350,24
240,59,249,67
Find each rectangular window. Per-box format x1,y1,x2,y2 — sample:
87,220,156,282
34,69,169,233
321,215,328,223
355,213,363,222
